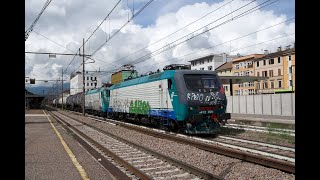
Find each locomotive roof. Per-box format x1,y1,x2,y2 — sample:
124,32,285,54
109,70,218,90
109,70,175,90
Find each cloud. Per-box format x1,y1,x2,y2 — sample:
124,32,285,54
25,0,295,85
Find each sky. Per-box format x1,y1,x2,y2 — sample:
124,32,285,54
25,0,295,89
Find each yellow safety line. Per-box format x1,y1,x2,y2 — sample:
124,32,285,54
43,110,90,180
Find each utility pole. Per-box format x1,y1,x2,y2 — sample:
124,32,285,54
56,79,58,108
61,68,64,110
82,38,85,116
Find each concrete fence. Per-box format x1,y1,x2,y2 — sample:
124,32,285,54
226,93,295,116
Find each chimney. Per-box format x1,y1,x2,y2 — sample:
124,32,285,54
264,50,268,54
277,46,282,52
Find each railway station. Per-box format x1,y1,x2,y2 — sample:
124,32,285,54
25,0,295,179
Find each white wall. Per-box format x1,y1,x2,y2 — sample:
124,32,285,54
226,93,295,116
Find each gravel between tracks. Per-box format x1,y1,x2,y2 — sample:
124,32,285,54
59,111,295,179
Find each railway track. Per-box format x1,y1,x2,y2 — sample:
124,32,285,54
224,123,295,136
48,109,222,179
60,109,295,174
193,135,294,162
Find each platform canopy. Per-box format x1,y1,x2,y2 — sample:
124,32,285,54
219,76,268,84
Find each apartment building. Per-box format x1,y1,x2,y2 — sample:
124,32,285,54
189,53,235,71
232,54,264,95
70,71,102,95
283,47,295,92
254,47,295,94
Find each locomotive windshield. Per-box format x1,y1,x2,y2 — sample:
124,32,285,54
184,74,220,91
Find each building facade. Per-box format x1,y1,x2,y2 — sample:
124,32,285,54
214,62,232,96
254,47,295,94
283,48,295,92
232,54,264,95
70,71,102,95
189,53,234,71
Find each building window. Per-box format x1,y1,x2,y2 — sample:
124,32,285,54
257,83,260,89
235,64,239,69
94,77,97,80
87,83,89,86
249,89,255,95
95,83,97,87
224,86,228,91
289,55,291,61
278,57,281,63
208,66,212,70
263,60,266,65
269,58,274,64
257,72,260,77
262,71,267,77
91,83,93,86
278,69,281,76
289,67,292,73
256,61,259,67
278,81,282,88
289,80,293,86
200,67,204,70
87,77,89,80
271,81,274,88
264,82,268,89
91,77,93,80
269,70,273,77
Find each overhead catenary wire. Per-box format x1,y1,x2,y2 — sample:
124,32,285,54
139,17,295,70
95,0,258,71
68,0,154,78
129,0,278,65
97,0,259,70
129,0,272,65
66,0,154,79
25,0,53,41
90,0,154,57
98,18,295,74
108,0,236,65
58,0,122,80
134,33,295,72
97,0,277,75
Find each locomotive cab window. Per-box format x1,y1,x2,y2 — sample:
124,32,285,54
184,74,220,91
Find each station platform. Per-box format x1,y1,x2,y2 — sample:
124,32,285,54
25,109,117,179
